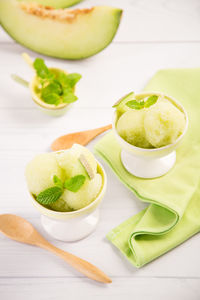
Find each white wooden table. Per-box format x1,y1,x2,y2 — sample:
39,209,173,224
1,0,200,299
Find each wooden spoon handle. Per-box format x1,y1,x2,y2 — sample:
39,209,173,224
39,241,112,284
88,124,112,136
51,124,112,151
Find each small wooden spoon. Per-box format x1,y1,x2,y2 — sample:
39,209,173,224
51,124,112,151
0,214,112,284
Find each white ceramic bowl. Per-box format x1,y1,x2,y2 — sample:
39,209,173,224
113,92,188,178
30,160,107,242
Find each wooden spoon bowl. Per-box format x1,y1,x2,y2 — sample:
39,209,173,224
0,214,112,284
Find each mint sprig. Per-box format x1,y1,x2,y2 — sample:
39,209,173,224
36,174,86,206
36,186,63,205
33,58,81,106
53,175,63,188
41,82,62,97
33,58,53,80
42,94,60,105
64,175,86,192
144,95,158,108
112,92,135,108
126,95,158,110
64,73,82,88
63,92,78,104
126,100,145,110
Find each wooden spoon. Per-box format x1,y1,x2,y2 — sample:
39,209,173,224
51,124,112,151
0,214,112,284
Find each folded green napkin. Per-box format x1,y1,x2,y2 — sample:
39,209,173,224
95,69,200,267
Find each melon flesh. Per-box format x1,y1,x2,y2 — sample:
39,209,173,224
48,198,72,212
144,100,186,148
55,144,97,178
17,0,83,9
25,153,64,195
117,110,152,148
25,145,102,212
0,0,122,59
62,174,102,210
116,96,186,149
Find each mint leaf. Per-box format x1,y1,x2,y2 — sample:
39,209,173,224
62,86,73,95
126,100,145,110
144,95,158,108
64,175,86,192
65,73,82,88
112,92,135,108
33,58,52,79
41,82,62,97
53,175,63,188
57,72,81,88
126,96,158,110
42,93,60,105
57,72,69,87
33,58,81,107
63,92,78,103
36,186,63,205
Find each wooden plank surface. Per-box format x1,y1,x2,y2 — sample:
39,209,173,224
0,278,199,300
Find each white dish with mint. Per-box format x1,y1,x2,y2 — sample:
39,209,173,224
112,92,188,178
12,53,81,116
25,144,106,241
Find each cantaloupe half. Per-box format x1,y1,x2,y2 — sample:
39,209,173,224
0,0,122,59
17,0,83,9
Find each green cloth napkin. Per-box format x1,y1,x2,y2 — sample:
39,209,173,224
94,69,200,267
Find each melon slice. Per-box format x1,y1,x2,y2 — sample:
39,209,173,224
55,144,97,178
17,0,83,9
0,0,122,60
113,92,136,116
